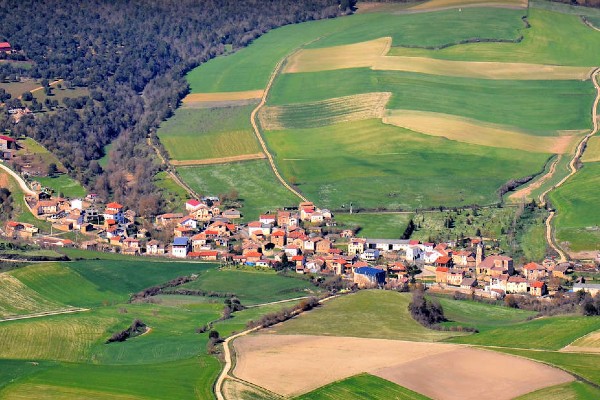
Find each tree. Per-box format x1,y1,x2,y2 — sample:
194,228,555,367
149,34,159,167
47,163,58,177
21,91,33,101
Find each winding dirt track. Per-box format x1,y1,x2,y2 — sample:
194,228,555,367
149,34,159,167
543,68,600,261
0,162,36,196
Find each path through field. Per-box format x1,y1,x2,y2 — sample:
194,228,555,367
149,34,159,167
543,68,600,261
0,307,89,323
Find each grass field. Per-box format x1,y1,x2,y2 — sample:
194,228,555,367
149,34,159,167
448,315,600,350
269,69,594,135
548,162,600,252
154,171,188,209
178,269,321,305
264,119,548,210
566,328,600,350
390,9,600,67
0,274,62,318
335,213,412,239
35,174,86,198
177,160,299,220
582,136,600,163
274,290,464,341
516,381,600,400
295,373,430,400
157,105,260,161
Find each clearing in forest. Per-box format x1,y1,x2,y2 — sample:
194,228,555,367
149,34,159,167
383,110,581,153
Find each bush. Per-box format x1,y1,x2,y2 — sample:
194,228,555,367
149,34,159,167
408,290,445,327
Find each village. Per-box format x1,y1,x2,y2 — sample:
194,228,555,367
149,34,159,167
4,172,597,301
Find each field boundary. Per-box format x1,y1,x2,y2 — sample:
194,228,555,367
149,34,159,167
170,153,266,166
0,307,89,323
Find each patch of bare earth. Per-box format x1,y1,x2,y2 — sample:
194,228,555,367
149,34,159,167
170,153,265,166
509,156,561,202
233,334,573,399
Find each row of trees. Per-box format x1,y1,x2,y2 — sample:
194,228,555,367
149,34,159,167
0,0,346,213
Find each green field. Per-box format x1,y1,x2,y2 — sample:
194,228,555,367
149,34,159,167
275,290,464,341
335,213,412,239
269,70,594,134
548,162,600,252
390,8,600,67
35,174,86,198
516,381,600,400
178,269,321,305
186,8,524,94
177,160,299,220
295,373,430,400
449,315,600,350
157,105,260,161
264,119,548,210
154,170,188,209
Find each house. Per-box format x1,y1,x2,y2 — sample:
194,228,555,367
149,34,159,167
259,214,276,225
155,213,184,226
360,248,380,261
188,250,219,261
310,212,324,224
178,216,198,230
222,208,241,219
529,281,547,297
365,238,411,252
185,199,203,212
573,283,600,297
354,267,386,288
105,202,123,213
104,203,125,224
123,237,140,249
292,255,305,270
146,240,165,255
0,135,16,151
506,276,528,294
0,42,11,53
452,251,474,267
523,262,547,280
435,256,453,269
447,269,465,286
405,245,423,262
460,278,478,290
271,230,286,248
36,200,59,216
171,237,190,258
551,263,572,279
435,267,448,284
5,221,38,239
489,274,509,292
347,238,366,256
315,239,331,254
477,255,514,276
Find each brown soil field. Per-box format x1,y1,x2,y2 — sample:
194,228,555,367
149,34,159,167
284,37,391,73
407,0,527,11
383,110,579,154
169,152,265,166
373,56,593,81
233,334,573,399
581,136,600,163
561,330,600,353
182,90,264,104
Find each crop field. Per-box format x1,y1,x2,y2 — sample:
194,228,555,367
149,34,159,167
448,315,600,350
0,274,62,318
295,374,429,400
259,92,391,130
177,161,299,220
178,269,321,305
390,9,600,67
516,381,600,400
182,90,263,104
563,329,600,352
273,290,462,341
581,136,600,162
408,0,527,11
335,213,412,239
157,105,260,161
264,119,547,210
383,110,580,154
269,69,594,134
548,162,600,252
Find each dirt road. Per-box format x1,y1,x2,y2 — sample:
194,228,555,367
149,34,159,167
0,162,36,196
0,307,89,323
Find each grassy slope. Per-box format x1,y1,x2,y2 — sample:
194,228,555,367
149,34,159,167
295,373,430,400
335,213,412,239
187,8,524,93
157,105,260,161
448,315,600,350
35,174,86,198
154,171,188,209
390,8,600,67
548,162,600,252
178,269,321,305
516,381,600,400
275,290,464,341
264,119,548,209
0,274,63,318
269,69,594,134
177,160,299,220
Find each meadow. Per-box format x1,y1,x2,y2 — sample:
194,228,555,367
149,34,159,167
154,171,189,208
35,174,86,198
264,119,548,210
157,105,260,162
177,160,299,220
274,290,463,341
548,162,600,252
295,374,429,400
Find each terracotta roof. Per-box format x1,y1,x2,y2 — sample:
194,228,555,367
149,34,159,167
530,281,545,288
106,202,123,209
245,251,263,258
524,262,545,271
436,267,449,273
291,255,304,261
409,240,420,246
272,231,285,237
435,256,452,264
508,276,526,283
186,199,201,207
248,221,262,227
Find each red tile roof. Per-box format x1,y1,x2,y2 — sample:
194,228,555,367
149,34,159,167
530,281,545,288
106,202,123,209
186,199,201,207
0,135,15,142
292,255,304,261
436,267,449,273
435,256,452,264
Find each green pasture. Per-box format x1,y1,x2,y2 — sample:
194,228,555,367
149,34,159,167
178,269,321,305
548,162,600,252
98,143,112,168
269,69,594,134
177,161,299,220
335,213,412,239
154,170,188,209
35,174,86,198
295,373,430,400
0,359,56,391
390,9,600,67
448,315,600,350
264,119,548,210
275,290,465,341
186,7,523,93
434,297,536,332
157,105,260,161
516,381,600,400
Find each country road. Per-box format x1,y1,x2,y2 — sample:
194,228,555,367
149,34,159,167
542,68,600,261
0,162,36,196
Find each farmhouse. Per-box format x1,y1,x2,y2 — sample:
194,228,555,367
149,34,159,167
36,200,59,216
460,277,478,290
347,238,366,255
523,262,547,280
529,281,548,297
146,240,165,255
353,266,385,288
4,221,38,239
477,255,514,276
171,237,190,258
507,276,528,294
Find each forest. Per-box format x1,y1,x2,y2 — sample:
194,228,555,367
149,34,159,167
0,0,346,214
